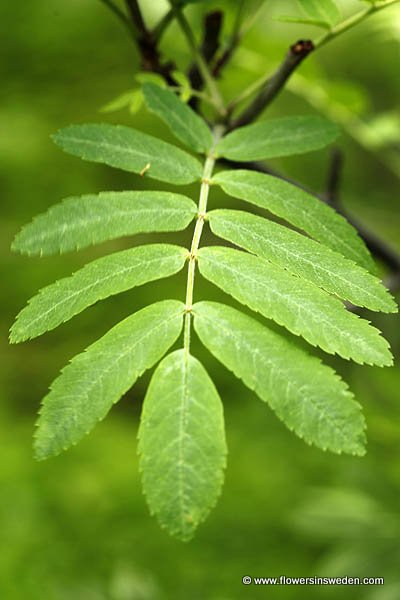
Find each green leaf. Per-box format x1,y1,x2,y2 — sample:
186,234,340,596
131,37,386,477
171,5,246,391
138,349,226,541
52,124,202,185
171,70,193,103
34,300,185,460
212,170,376,273
128,90,144,115
10,244,188,343
135,72,167,87
215,116,339,161
207,210,397,313
142,82,213,154
193,301,366,456
99,89,138,114
275,15,331,29
197,246,393,366
297,0,341,26
12,191,197,256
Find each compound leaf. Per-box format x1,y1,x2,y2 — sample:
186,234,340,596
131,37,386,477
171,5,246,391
297,0,341,26
215,116,339,161
34,300,185,460
53,124,202,185
197,246,393,366
142,82,213,153
12,191,197,256
138,349,227,541
212,170,375,273
10,244,188,343
193,301,366,456
208,210,396,313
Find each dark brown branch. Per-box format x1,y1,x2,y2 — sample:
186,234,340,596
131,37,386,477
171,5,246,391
188,11,223,110
325,149,344,207
212,39,239,79
231,39,314,129
125,0,147,34
123,0,176,83
212,0,245,78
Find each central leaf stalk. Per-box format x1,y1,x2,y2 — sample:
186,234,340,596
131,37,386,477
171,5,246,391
184,125,225,351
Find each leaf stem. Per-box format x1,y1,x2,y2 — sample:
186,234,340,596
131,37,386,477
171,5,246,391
184,126,225,352
170,2,227,116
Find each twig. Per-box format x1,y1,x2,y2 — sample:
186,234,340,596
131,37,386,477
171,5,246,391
125,0,147,34
212,1,245,78
153,8,175,42
188,11,223,110
325,149,344,207
170,2,226,115
316,0,400,49
230,0,400,128
230,40,314,129
123,0,175,83
99,0,135,37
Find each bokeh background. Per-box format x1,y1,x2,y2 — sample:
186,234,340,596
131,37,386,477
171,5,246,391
1,1,400,598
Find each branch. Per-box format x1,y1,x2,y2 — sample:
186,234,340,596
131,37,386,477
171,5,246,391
170,2,226,115
230,0,400,129
230,40,314,129
188,11,223,110
125,0,147,34
123,0,175,83
325,149,344,207
99,0,135,37
316,0,400,49
212,1,244,78
153,8,175,43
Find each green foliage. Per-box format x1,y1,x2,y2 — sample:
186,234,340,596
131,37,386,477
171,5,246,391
10,5,398,541
212,170,376,272
12,191,197,256
297,0,341,26
207,209,396,312
277,0,341,31
197,246,392,366
53,124,202,185
193,302,366,456
215,116,340,161
10,244,188,343
138,350,227,541
34,300,185,460
142,82,213,153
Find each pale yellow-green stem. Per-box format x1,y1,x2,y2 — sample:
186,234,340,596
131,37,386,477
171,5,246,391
184,126,225,353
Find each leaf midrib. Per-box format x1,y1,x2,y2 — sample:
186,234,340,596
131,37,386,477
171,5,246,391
221,178,364,264
18,251,186,332
49,308,183,406
195,310,355,447
64,134,197,176
213,215,384,306
200,251,372,353
27,206,195,244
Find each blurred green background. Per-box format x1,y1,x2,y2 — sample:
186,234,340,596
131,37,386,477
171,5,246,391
1,1,400,598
